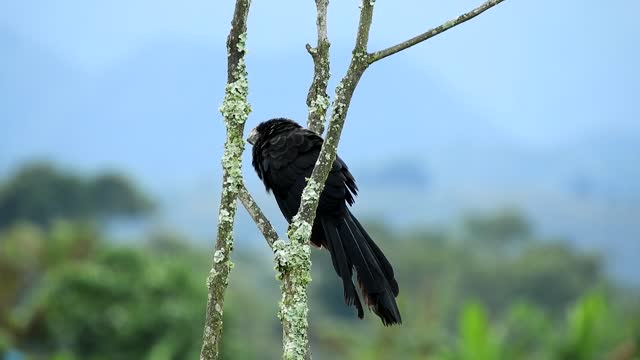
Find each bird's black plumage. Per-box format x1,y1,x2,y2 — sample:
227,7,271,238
248,118,401,325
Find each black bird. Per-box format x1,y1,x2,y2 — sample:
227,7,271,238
247,118,401,325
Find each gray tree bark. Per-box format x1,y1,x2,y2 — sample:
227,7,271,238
200,1,251,359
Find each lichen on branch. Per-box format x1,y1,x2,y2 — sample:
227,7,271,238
201,0,510,358
279,1,377,359
273,237,312,360
200,1,252,359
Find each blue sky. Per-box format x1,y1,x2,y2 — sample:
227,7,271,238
2,0,638,145
1,1,639,280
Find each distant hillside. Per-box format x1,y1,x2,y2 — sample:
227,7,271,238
2,28,639,285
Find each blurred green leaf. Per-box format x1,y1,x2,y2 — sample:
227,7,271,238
457,302,500,360
556,292,608,360
0,173,638,359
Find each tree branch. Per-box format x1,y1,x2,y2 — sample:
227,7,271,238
368,0,506,64
276,1,377,359
238,184,279,248
200,1,252,359
208,1,508,358
295,0,375,226
305,0,331,135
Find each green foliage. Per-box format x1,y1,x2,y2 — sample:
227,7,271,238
0,221,98,329
41,249,205,359
9,241,207,360
0,206,637,359
0,329,9,355
555,292,608,360
462,208,530,248
0,220,282,360
0,163,152,229
456,303,500,360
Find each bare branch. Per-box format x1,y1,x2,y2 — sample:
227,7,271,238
369,0,507,64
353,0,375,54
200,1,252,359
305,0,331,135
238,184,279,248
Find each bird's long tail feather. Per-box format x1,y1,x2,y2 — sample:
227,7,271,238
321,211,401,325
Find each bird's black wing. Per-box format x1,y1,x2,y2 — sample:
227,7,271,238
261,128,356,221
261,128,321,221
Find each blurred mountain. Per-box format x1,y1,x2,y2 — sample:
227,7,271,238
359,161,429,189
1,28,639,284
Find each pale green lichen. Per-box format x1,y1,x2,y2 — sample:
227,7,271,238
219,59,251,127
201,22,252,360
288,220,313,244
206,267,219,287
308,93,330,116
213,249,225,264
218,209,232,224
237,32,247,52
273,239,288,278
299,179,323,206
277,239,311,273
274,236,312,360
273,200,314,359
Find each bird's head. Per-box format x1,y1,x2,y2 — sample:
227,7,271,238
246,127,260,145
246,118,302,145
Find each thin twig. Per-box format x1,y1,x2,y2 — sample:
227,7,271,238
238,184,279,248
369,0,506,64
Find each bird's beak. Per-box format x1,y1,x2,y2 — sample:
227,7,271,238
247,128,259,145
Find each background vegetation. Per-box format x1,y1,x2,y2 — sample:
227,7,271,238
1,163,638,359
